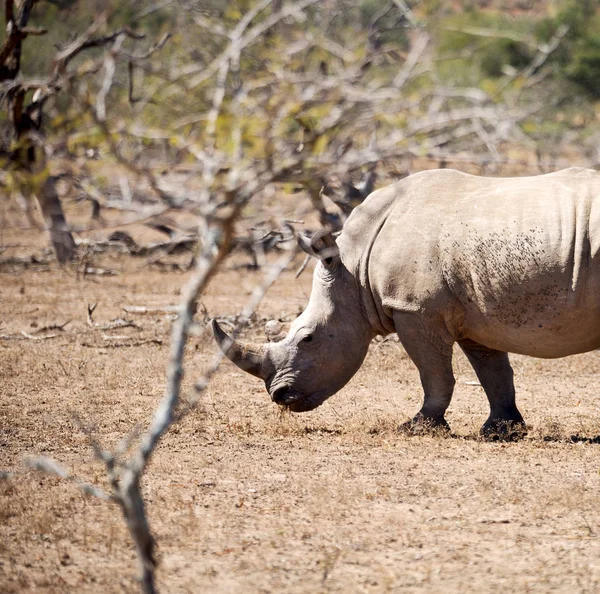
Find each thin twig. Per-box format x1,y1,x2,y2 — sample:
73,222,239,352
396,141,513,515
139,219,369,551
25,457,113,501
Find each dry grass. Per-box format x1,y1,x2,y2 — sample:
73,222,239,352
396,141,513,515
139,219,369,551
2,214,600,593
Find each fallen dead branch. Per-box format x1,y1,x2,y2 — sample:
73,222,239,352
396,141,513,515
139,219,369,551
81,338,163,348
0,331,59,341
85,304,142,331
32,320,71,333
83,266,118,277
122,305,179,315
0,255,51,269
101,334,133,341
20,331,58,340
0,317,141,342
99,318,140,331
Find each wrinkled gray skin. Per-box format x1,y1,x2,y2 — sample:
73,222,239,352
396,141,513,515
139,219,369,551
213,167,600,437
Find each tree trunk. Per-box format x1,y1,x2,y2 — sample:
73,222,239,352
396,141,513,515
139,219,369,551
36,176,76,263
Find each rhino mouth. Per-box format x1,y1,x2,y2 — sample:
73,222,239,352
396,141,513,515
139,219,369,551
270,386,322,412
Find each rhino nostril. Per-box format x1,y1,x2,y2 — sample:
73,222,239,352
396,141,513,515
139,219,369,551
272,387,288,404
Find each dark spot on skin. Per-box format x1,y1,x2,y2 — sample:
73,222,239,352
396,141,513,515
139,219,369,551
441,227,567,328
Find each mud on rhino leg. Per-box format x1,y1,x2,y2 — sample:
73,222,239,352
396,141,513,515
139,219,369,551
458,339,526,440
393,312,456,434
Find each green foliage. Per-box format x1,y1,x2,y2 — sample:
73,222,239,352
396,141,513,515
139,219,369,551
535,1,600,98
566,35,600,97
434,11,535,84
535,1,593,42
479,38,531,77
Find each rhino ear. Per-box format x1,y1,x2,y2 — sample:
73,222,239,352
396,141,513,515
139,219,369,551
297,230,339,267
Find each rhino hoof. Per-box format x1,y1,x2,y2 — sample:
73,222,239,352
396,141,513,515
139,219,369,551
481,419,527,442
399,414,450,436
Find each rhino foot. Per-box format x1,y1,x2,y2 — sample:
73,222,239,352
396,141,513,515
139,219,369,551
399,413,450,436
481,418,527,442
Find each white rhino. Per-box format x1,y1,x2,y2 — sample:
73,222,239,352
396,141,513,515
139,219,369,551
213,167,600,437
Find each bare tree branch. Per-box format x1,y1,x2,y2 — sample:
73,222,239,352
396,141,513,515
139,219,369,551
25,457,113,501
96,33,126,122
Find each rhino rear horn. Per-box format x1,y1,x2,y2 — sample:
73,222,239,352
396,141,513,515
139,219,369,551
211,320,266,379
297,230,339,267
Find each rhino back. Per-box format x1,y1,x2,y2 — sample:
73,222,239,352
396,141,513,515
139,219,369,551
364,168,600,357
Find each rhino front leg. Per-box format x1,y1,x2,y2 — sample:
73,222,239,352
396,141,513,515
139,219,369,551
458,339,526,440
393,312,456,434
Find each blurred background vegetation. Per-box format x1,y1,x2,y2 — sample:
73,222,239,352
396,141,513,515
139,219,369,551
1,0,599,263
6,0,599,163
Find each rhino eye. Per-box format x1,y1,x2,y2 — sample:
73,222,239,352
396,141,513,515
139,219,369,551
302,334,313,343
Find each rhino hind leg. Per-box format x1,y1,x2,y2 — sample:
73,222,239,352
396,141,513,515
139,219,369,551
458,339,526,441
393,312,456,435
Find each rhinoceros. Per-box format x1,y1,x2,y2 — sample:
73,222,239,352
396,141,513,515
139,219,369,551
212,167,600,437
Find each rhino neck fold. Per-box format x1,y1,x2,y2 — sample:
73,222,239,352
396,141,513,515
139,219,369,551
355,224,397,336
357,281,394,337
337,184,398,336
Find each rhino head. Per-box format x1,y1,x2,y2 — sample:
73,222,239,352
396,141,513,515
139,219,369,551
212,231,374,412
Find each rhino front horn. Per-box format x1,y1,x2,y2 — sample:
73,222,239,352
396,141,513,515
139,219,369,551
211,320,266,380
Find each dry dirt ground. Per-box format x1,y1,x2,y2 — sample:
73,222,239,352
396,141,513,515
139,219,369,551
2,205,600,593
